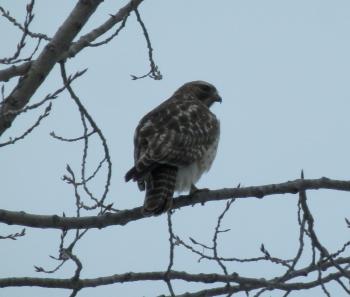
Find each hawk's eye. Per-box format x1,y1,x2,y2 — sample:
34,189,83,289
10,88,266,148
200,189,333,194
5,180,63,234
199,84,212,93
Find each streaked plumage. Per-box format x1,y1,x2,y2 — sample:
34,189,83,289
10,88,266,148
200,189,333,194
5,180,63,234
125,81,221,215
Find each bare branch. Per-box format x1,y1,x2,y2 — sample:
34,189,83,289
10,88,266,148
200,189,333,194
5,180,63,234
64,0,144,58
176,236,289,265
1,265,350,292
62,249,83,280
0,228,25,240
35,261,66,274
0,103,51,147
4,38,42,65
0,62,31,82
0,0,103,136
212,199,235,291
1,177,350,230
131,8,162,80
59,62,112,210
50,130,96,142
298,173,350,292
0,3,50,41
298,182,328,258
0,0,145,83
88,13,128,47
278,198,307,281
1,68,86,118
0,0,36,65
165,212,176,296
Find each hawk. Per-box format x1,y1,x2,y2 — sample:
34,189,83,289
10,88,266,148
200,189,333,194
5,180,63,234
125,81,221,215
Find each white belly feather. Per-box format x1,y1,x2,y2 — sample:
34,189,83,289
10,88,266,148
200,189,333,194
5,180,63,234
175,138,219,192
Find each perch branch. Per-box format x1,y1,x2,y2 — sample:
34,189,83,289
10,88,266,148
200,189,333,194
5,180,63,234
0,177,350,230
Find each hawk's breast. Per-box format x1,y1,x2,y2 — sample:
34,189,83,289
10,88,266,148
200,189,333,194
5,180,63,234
175,136,219,192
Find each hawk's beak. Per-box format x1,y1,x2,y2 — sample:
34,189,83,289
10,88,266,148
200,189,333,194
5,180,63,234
207,92,222,107
214,93,222,103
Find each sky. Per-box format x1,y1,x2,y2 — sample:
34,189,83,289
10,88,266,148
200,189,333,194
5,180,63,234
1,0,350,296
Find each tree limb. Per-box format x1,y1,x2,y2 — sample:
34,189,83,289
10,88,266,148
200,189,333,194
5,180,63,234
0,0,144,83
0,177,349,230
0,0,103,136
1,262,350,292
0,62,32,82
64,0,144,58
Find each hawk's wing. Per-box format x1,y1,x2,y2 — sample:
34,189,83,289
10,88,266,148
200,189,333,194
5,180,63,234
125,95,219,187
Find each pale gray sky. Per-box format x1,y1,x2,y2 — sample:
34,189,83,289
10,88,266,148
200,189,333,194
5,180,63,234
1,1,350,296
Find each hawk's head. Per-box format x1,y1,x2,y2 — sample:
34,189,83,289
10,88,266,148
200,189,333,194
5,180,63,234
176,80,222,108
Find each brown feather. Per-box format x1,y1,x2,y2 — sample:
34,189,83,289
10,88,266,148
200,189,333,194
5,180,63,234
142,165,177,215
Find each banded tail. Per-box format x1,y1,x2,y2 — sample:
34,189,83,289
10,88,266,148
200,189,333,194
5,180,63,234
143,165,177,215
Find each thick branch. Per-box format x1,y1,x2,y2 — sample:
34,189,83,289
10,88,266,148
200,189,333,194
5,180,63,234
64,0,144,58
0,271,246,289
0,177,349,230
0,0,103,136
0,0,144,83
0,62,32,82
1,261,350,291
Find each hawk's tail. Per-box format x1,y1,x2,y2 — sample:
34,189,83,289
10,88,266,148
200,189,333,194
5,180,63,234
143,165,177,216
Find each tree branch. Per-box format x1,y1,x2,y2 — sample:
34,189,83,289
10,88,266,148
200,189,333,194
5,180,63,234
0,61,32,82
0,270,261,289
1,262,350,292
1,177,350,230
0,0,145,83
64,0,144,58
0,0,103,136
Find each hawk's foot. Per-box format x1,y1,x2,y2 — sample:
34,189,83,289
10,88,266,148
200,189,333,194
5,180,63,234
142,196,173,216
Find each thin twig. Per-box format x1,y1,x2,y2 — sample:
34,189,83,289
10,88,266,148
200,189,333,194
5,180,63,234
89,14,128,47
131,8,162,80
59,62,112,211
50,130,96,142
0,103,51,147
0,228,25,240
165,212,176,297
212,199,235,294
0,0,36,64
0,3,50,40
